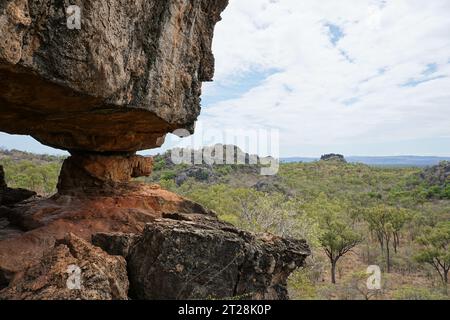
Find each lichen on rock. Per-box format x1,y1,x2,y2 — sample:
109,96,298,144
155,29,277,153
95,214,311,300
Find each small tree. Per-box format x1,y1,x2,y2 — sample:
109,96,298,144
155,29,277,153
415,222,450,294
362,205,409,273
319,211,362,284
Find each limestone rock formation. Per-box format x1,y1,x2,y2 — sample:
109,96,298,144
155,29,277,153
94,214,310,300
0,0,228,152
0,233,129,300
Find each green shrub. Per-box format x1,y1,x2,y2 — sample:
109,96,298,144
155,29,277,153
393,286,448,300
160,170,177,181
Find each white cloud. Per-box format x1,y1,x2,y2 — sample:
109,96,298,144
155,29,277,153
197,0,450,156
2,0,450,157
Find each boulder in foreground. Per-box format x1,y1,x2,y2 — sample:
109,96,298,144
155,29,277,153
95,213,311,300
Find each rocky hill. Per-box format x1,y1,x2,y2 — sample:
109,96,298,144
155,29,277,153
420,161,450,186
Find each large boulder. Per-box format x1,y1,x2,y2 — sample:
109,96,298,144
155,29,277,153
0,0,228,152
0,233,129,300
94,213,311,300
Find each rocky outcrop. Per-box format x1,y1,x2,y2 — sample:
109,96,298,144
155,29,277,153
0,0,228,152
0,233,129,300
320,153,347,163
0,184,310,299
57,153,153,195
0,184,214,280
94,214,310,300
420,161,450,186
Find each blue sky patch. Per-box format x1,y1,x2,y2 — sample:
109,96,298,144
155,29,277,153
400,63,445,87
401,75,446,88
343,97,359,106
201,69,280,106
422,63,438,76
325,23,345,46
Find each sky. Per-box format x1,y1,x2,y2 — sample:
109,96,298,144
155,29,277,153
1,0,450,157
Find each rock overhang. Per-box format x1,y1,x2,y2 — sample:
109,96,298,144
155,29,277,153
0,0,229,153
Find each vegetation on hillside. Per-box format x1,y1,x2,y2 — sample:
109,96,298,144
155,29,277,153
1,148,448,299
0,149,63,195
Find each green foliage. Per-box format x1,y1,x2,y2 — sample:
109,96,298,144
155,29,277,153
415,222,450,290
356,205,411,272
2,148,450,300
1,158,61,195
319,212,362,260
318,207,362,283
288,269,318,300
393,286,448,300
160,170,177,181
444,185,450,199
153,159,166,171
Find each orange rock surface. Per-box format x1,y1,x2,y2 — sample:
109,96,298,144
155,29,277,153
0,183,214,284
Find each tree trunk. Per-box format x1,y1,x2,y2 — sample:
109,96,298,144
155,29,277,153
393,233,398,254
378,235,384,258
444,271,449,295
386,240,391,273
331,261,337,284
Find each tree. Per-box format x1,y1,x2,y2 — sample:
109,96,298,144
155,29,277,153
361,205,409,273
415,222,450,294
391,208,411,254
319,211,362,284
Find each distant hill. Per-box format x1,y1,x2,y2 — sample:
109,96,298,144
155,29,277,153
281,156,450,167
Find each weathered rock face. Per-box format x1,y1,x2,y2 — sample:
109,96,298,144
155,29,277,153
95,214,310,300
0,233,129,300
0,183,214,279
0,0,228,152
